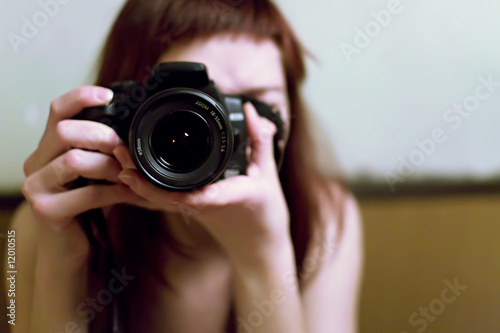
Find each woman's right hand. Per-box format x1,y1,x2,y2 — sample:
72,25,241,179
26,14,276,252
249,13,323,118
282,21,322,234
21,86,139,261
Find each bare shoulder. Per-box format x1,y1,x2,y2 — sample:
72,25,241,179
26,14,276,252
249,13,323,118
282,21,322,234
327,181,363,272
300,181,364,332
5,200,39,278
4,201,39,333
300,180,363,281
333,181,363,249
8,200,39,246
310,181,363,261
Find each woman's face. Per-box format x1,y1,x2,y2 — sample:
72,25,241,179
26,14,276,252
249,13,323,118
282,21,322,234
158,33,290,136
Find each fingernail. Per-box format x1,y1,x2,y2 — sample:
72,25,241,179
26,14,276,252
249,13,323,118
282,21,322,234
119,173,136,187
94,88,114,103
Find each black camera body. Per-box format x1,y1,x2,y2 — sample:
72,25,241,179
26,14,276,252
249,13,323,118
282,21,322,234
75,62,284,191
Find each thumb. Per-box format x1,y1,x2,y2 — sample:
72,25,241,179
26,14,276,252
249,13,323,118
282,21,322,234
244,102,277,173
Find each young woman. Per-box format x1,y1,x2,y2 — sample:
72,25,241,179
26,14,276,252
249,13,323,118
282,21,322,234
10,0,363,332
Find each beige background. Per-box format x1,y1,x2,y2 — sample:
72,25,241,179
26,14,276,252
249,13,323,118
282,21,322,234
359,193,500,333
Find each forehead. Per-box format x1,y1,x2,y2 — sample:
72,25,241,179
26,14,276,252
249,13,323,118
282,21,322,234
157,34,285,94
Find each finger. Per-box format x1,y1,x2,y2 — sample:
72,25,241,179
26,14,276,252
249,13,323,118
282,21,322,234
25,149,124,193
46,86,113,129
54,119,122,153
28,184,139,231
244,102,277,173
117,168,218,213
118,168,184,208
113,145,137,170
114,148,222,210
118,168,252,213
27,120,123,175
25,86,114,178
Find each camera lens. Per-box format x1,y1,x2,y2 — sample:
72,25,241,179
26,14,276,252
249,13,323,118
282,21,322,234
130,88,236,191
151,111,211,172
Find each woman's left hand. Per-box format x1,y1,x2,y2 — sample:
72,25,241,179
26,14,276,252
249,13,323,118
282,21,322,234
113,102,290,269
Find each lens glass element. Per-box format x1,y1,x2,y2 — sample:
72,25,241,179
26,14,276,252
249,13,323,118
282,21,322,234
151,111,211,172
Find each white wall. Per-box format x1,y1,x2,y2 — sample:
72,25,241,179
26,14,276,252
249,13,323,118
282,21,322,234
274,0,500,187
1,0,500,193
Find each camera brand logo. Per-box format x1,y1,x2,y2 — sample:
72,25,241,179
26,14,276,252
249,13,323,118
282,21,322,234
7,0,73,54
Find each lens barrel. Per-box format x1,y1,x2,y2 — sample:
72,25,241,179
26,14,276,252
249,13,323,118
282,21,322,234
129,88,234,191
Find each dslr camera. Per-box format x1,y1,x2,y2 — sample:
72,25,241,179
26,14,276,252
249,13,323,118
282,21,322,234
75,62,284,191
